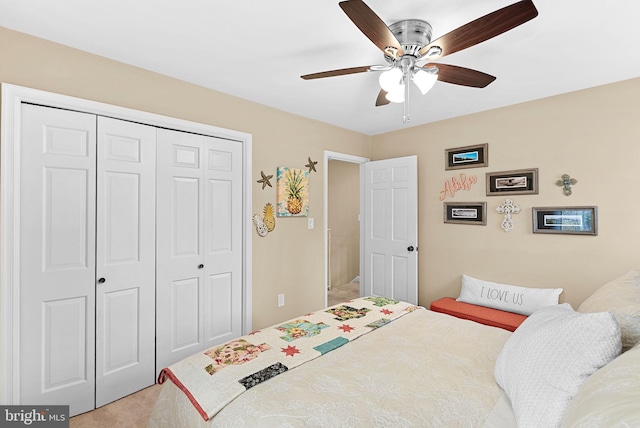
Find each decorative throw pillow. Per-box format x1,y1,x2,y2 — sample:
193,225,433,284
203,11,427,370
578,270,640,352
456,274,562,315
494,304,622,428
560,344,640,427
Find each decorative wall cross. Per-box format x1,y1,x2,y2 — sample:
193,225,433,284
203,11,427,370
556,173,577,196
496,199,520,232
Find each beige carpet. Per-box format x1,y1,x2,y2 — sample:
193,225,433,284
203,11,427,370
328,281,360,306
69,384,162,428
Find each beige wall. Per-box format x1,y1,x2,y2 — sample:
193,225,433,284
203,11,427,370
372,78,640,309
2,26,638,332
328,160,360,288
0,27,371,330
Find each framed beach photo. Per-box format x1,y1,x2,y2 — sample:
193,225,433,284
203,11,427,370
445,143,488,170
444,202,487,225
486,168,538,196
532,206,598,235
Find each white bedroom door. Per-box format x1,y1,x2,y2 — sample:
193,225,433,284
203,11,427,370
155,128,243,373
95,117,157,407
362,155,418,304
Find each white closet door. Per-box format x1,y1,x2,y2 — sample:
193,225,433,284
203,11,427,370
202,137,243,349
19,104,97,416
156,129,243,372
95,117,156,407
156,129,206,370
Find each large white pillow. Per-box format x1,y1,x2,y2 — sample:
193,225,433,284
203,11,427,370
578,270,640,352
561,343,640,427
457,274,562,315
495,304,621,428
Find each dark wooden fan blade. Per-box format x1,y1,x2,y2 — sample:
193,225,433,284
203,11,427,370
375,89,390,106
301,66,373,80
425,64,496,88
339,0,404,59
418,0,538,59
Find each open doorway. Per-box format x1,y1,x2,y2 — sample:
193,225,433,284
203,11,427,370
323,151,369,307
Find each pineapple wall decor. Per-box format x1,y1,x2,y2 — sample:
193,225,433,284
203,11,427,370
252,203,276,237
277,167,309,217
263,203,276,232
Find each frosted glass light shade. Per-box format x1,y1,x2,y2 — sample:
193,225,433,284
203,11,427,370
413,69,438,95
379,68,403,92
385,85,405,103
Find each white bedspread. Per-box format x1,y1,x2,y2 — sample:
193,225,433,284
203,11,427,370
148,308,512,427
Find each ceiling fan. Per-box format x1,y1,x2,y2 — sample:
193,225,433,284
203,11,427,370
301,0,538,122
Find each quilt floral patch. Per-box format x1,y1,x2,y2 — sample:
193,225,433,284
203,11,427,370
365,296,400,306
366,318,391,329
277,319,329,342
204,339,271,375
326,305,371,321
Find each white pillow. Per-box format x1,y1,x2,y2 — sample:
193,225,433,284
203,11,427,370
578,270,640,352
495,304,622,428
457,274,562,315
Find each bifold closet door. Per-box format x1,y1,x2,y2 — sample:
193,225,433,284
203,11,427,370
19,105,157,415
95,116,156,407
156,128,243,372
19,104,98,416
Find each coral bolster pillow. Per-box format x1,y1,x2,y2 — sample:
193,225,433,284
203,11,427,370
494,304,621,428
457,274,563,316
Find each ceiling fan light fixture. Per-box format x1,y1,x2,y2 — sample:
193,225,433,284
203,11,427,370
385,85,405,103
379,68,403,92
412,68,438,95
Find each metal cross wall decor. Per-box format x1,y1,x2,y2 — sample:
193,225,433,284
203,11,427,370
496,199,520,232
556,173,577,196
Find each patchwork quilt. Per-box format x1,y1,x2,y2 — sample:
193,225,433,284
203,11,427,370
157,296,421,421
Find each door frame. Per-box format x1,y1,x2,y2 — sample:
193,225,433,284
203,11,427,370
323,150,369,307
0,83,253,404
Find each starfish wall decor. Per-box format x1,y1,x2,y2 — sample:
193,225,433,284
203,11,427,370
257,170,273,189
305,157,318,173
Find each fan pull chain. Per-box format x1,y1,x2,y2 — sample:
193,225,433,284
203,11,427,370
403,76,410,123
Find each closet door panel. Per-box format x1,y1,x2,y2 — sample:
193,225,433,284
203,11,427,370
203,139,243,347
205,273,233,341
19,104,97,416
157,130,244,370
95,117,156,408
156,129,205,371
171,277,201,350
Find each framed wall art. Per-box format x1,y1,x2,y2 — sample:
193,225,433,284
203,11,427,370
445,143,488,170
444,202,487,225
277,167,309,217
486,168,538,196
532,206,598,235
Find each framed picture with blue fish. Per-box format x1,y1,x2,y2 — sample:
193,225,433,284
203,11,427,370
445,143,488,170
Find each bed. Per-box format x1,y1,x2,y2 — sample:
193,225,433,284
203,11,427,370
148,271,640,427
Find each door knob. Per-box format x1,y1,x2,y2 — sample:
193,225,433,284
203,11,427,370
198,264,204,269
407,246,415,252
98,278,106,284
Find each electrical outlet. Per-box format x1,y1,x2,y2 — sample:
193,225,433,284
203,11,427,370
307,218,314,229
278,294,285,307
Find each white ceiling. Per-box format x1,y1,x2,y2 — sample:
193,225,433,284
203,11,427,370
1,0,639,135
